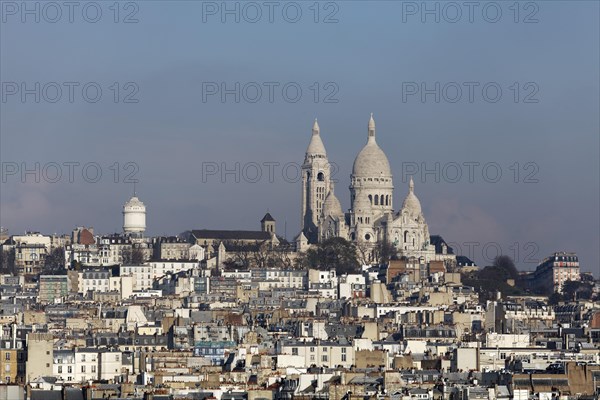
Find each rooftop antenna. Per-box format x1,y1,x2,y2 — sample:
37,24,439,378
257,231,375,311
133,181,137,197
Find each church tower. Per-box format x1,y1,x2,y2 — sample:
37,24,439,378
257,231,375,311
348,114,394,245
261,212,276,234
301,119,331,243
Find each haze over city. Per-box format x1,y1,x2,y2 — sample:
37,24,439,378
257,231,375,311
1,1,599,274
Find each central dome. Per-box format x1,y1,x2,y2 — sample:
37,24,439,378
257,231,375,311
351,114,392,178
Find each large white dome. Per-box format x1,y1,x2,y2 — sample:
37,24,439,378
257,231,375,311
352,137,392,177
351,114,392,178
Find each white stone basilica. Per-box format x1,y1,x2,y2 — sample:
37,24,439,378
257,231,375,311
300,115,440,263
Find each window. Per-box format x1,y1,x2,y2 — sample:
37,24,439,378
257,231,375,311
91,365,96,373
5,353,9,360
58,366,62,373
292,347,298,355
322,355,328,362
67,366,72,373
81,366,86,373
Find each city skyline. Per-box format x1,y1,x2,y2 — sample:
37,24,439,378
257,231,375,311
1,2,599,274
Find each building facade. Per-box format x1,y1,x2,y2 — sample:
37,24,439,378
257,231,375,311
300,115,452,264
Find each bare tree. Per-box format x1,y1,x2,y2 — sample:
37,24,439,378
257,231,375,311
355,241,372,266
131,247,145,265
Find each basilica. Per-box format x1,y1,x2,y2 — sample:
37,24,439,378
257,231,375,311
299,115,449,264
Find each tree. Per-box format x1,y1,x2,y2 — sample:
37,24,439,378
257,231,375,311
122,247,145,265
548,292,562,305
70,259,82,270
0,249,15,274
355,241,372,266
376,241,397,265
461,255,523,303
43,247,66,275
131,247,145,265
298,237,360,275
561,280,593,301
493,255,519,280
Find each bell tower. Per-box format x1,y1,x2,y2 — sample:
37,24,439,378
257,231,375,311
301,119,330,243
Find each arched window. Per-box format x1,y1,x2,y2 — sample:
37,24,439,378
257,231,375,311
404,231,408,243
368,195,372,205
317,172,324,181
386,195,389,205
374,195,379,205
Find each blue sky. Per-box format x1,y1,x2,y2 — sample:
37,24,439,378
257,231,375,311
1,1,598,274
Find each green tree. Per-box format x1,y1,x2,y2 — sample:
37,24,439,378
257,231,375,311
298,237,360,275
548,292,563,305
562,280,593,301
492,255,519,280
43,247,66,275
461,255,523,302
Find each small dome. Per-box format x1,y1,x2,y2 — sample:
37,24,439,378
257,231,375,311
352,114,392,177
306,118,327,156
322,182,343,218
124,196,145,209
401,178,422,215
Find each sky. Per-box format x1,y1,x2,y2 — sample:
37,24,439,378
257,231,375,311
1,0,598,275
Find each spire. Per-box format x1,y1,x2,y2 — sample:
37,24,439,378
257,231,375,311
368,113,375,137
306,118,327,156
409,176,414,192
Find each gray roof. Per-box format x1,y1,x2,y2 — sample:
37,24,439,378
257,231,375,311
191,229,270,241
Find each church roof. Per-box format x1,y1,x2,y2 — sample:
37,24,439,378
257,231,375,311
191,229,271,241
430,235,454,254
352,114,392,178
261,212,275,222
306,119,327,156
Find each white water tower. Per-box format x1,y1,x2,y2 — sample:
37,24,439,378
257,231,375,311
123,194,146,236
